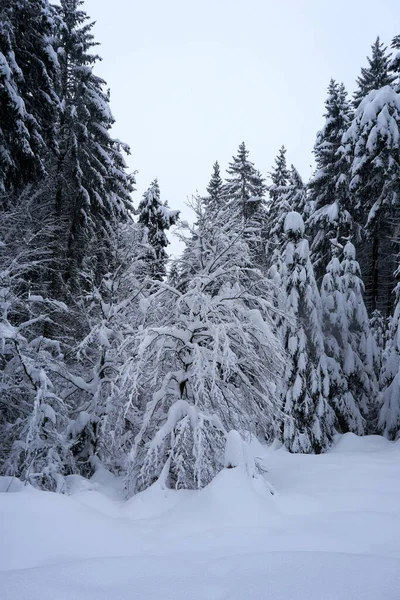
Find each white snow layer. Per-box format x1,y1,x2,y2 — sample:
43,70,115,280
1,433,400,599
284,211,305,235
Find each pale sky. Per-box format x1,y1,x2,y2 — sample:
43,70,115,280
84,0,399,255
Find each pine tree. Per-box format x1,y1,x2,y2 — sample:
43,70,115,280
277,211,335,453
343,85,400,315
224,142,267,269
137,179,179,280
268,145,289,201
0,0,59,195
204,161,225,219
308,80,353,284
265,146,290,268
265,164,308,268
320,244,377,435
340,242,378,427
390,34,400,91
379,279,400,439
353,37,395,107
225,142,266,221
52,0,134,289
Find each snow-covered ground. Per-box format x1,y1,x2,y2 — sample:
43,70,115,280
1,433,400,599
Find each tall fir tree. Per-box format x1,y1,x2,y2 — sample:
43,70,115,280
224,142,267,268
379,277,400,440
340,242,379,425
320,244,377,435
265,164,308,268
52,0,134,290
276,211,335,453
308,80,353,285
224,142,266,221
137,179,179,280
353,37,395,107
343,84,400,315
0,0,59,196
268,145,289,200
390,34,400,91
204,160,225,217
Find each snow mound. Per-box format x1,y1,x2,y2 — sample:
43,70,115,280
331,432,396,453
166,467,277,529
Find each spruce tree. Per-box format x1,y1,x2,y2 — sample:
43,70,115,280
137,179,179,280
353,37,395,107
268,145,289,200
52,0,134,289
0,0,59,195
204,161,225,218
390,34,400,91
277,211,335,453
321,244,377,434
225,142,266,221
265,164,308,268
343,84,400,315
379,279,400,439
340,242,378,426
224,142,267,269
308,80,353,285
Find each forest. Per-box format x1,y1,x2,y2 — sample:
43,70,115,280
1,0,400,496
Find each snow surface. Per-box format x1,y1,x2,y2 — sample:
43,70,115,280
284,210,305,235
1,434,400,599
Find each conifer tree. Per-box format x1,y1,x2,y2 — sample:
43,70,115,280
320,244,377,434
308,80,353,284
340,242,378,424
277,211,335,453
379,279,400,439
0,0,59,195
390,34,400,90
343,85,400,314
268,145,289,200
137,179,179,280
225,142,266,221
224,142,267,269
52,0,134,289
353,37,395,107
204,161,225,219
265,164,308,268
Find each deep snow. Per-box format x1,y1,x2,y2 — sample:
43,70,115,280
1,433,400,599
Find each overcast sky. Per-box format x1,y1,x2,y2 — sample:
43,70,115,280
84,0,399,254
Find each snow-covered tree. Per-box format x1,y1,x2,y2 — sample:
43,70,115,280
123,198,283,492
0,0,59,195
277,211,335,453
51,0,134,289
321,243,377,434
353,37,395,107
265,164,308,267
0,206,74,490
268,145,289,201
390,34,400,91
225,142,266,221
204,161,225,220
379,276,400,439
343,85,400,315
60,219,151,476
137,179,179,280
308,80,353,284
